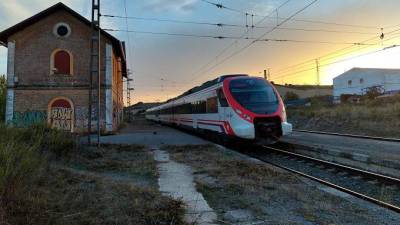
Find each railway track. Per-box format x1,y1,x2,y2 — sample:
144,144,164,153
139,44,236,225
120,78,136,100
294,129,400,142
238,145,400,213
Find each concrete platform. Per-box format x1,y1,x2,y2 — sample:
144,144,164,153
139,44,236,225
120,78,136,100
94,119,208,147
281,131,400,177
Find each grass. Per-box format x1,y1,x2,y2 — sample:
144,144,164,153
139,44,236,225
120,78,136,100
0,125,188,225
164,144,387,224
288,94,400,138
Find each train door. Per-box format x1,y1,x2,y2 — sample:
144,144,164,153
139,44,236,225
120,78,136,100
217,88,229,121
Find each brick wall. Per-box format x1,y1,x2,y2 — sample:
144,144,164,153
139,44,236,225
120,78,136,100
7,9,125,133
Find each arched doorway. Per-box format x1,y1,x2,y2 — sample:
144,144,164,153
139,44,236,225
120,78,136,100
48,97,74,132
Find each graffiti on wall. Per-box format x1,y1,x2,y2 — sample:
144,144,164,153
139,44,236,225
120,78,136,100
75,106,100,130
49,99,73,131
11,111,47,127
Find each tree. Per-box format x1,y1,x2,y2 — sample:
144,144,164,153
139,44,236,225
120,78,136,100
0,75,6,122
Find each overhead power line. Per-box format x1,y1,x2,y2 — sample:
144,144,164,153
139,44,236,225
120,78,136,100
200,0,247,14
186,0,319,86
104,28,246,39
104,28,376,45
183,0,293,87
102,14,378,35
272,31,400,80
273,44,400,81
273,25,400,76
200,0,381,29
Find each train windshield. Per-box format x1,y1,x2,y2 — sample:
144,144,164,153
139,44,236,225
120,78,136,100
229,78,279,114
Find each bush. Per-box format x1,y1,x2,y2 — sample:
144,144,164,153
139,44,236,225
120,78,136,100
0,125,76,203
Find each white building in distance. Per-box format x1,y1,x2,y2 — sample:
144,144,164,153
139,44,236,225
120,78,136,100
333,68,400,98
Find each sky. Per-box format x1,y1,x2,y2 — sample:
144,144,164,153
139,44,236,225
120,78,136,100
1,0,400,104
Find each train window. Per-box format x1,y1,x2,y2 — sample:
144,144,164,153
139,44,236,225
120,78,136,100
207,97,218,113
191,101,206,114
229,78,279,114
200,101,207,114
217,89,228,107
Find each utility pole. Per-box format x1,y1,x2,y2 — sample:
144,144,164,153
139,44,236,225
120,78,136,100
126,71,132,107
315,59,320,86
315,58,320,97
263,68,270,80
88,0,101,146
125,70,133,122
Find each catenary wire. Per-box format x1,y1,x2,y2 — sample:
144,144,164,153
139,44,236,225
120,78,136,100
273,27,400,77
102,14,378,35
185,0,319,87
200,0,381,29
104,28,376,45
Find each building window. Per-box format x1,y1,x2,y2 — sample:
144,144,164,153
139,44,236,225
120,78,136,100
53,22,71,38
51,49,73,75
360,78,364,84
348,80,352,86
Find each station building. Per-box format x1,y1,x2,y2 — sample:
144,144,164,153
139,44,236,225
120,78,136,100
0,2,127,133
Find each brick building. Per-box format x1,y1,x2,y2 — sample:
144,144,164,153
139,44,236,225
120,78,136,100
0,2,127,133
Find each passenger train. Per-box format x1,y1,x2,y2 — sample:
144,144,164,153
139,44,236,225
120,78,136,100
145,74,292,144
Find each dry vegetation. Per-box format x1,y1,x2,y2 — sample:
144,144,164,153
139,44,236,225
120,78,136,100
288,95,400,138
165,144,390,225
0,125,187,225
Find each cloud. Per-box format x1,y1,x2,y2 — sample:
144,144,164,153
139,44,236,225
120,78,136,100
0,0,87,30
143,0,198,13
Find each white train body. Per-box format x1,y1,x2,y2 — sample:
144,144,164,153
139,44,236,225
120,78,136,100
146,75,292,143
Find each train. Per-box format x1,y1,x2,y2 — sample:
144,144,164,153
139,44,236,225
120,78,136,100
145,74,292,144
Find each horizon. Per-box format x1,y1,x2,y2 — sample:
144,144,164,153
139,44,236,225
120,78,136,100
1,0,400,104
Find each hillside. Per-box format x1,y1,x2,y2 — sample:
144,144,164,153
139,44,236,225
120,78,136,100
287,95,400,138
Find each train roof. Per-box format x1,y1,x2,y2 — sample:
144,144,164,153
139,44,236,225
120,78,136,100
167,74,248,102
147,74,249,112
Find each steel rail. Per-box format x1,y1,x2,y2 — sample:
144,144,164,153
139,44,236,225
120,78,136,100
257,154,400,213
257,146,400,213
264,145,400,184
293,129,400,142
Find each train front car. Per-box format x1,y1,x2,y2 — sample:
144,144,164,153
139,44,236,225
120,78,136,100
222,76,292,144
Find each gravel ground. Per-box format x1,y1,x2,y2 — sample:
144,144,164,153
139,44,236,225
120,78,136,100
256,150,400,207
164,144,400,225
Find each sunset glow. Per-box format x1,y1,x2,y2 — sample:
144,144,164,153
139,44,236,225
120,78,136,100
1,0,400,104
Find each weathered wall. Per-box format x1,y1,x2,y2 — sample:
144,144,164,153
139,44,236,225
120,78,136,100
5,10,124,132
112,50,124,130
12,89,108,132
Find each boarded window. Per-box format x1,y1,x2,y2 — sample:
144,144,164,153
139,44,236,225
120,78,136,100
206,97,218,113
54,50,71,74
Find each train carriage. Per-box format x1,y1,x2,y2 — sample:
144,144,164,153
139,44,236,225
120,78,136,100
146,74,292,144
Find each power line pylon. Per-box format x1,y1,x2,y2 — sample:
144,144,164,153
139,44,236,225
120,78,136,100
88,0,101,146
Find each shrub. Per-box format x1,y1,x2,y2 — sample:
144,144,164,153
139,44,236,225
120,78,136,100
0,125,76,201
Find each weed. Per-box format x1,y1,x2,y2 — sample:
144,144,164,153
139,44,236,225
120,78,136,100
288,94,400,138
